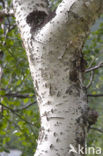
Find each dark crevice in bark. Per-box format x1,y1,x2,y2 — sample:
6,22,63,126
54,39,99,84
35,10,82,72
76,107,98,135
69,49,87,82
26,10,56,33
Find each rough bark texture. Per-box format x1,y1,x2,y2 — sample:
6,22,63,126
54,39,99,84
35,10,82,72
13,0,103,156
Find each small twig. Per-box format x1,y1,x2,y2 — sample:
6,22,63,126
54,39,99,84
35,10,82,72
88,94,103,97
2,93,35,99
4,116,36,135
85,62,103,73
4,116,22,131
14,101,37,111
88,58,95,69
8,24,16,32
0,102,34,126
90,127,103,133
86,71,94,88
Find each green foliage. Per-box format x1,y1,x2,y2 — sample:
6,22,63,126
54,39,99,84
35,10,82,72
0,24,40,155
0,3,40,156
49,0,62,10
83,17,103,155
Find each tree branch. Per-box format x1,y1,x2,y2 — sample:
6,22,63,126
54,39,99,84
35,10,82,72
14,101,37,111
0,102,34,125
2,93,35,99
4,116,22,131
90,127,103,133
85,62,103,73
86,71,94,88
88,94,103,97
4,116,36,135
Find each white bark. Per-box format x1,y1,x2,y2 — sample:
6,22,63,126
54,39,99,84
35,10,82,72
13,0,103,156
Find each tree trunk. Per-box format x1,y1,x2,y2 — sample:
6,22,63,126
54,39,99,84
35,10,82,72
13,0,103,155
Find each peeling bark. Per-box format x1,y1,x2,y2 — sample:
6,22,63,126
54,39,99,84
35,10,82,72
13,0,103,155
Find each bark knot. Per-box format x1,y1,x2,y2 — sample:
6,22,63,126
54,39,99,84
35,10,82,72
26,10,56,33
77,107,98,131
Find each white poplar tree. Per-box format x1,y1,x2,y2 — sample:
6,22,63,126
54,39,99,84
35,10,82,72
12,0,103,155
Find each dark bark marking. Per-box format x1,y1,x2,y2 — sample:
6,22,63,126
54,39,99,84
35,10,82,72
26,10,56,33
53,132,57,137
26,10,47,30
50,144,54,150
76,107,98,146
69,70,78,82
65,84,80,96
81,107,98,131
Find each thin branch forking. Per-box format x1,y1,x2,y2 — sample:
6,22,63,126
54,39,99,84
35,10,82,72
0,102,34,126
14,101,37,111
88,94,103,97
90,127,103,133
1,92,35,99
85,62,103,73
86,71,94,89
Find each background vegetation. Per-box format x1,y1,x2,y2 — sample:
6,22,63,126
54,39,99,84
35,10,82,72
0,0,103,155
